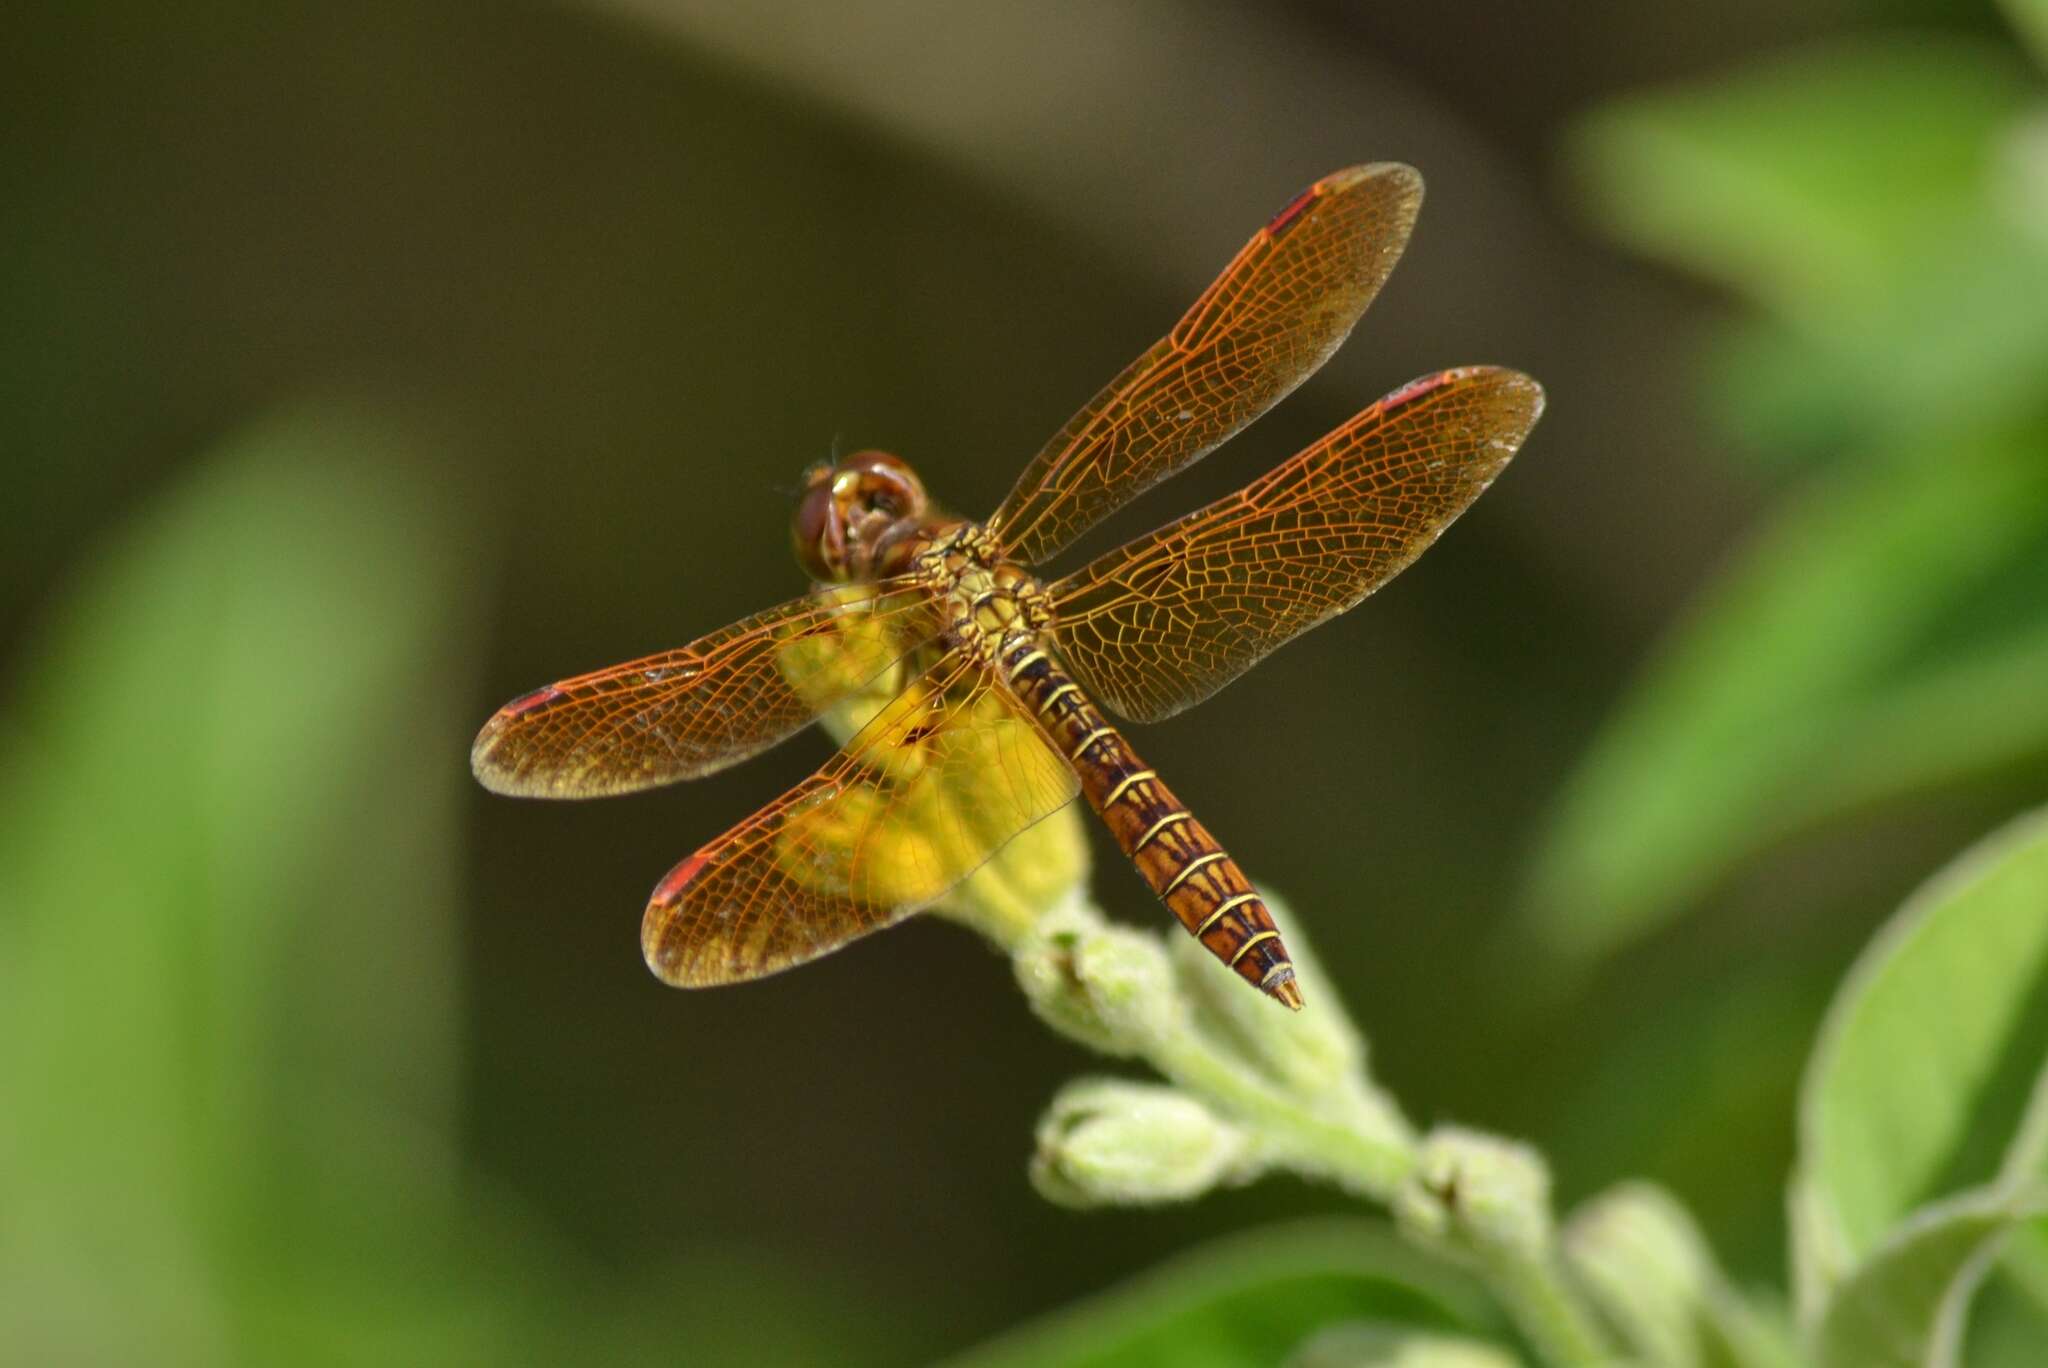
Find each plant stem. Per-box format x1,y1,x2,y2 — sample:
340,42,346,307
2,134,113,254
1005,892,1616,1367
1146,1019,1416,1201
1479,1245,1613,1368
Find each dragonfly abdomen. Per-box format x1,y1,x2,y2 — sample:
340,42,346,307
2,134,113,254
1001,638,1302,1010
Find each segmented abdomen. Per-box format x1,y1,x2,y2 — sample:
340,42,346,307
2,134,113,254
1001,637,1302,1009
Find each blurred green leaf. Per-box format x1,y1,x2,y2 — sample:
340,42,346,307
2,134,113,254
1281,1321,1522,1367
942,1220,1502,1368
1578,37,2048,466
1790,806,2048,1315
1964,1265,2048,1366
1562,1182,1798,1368
2002,1213,2048,1317
2002,0,2048,73
1570,39,2034,326
1705,234,2048,462
0,403,547,1361
1797,617,2048,823
1811,1186,2048,1368
1551,20,2048,969
1525,432,2048,965
1989,1072,2048,1329
1548,962,1816,1275
1699,317,1886,467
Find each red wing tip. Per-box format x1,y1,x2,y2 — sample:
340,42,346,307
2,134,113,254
641,855,712,985
650,851,712,908
1378,369,1462,411
1268,163,1423,238
1376,366,1545,417
1310,163,1424,215
471,686,568,791
1321,161,1421,191
499,684,565,719
641,855,716,986
1264,183,1321,239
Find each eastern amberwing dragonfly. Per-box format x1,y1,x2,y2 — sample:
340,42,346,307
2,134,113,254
473,164,1543,1011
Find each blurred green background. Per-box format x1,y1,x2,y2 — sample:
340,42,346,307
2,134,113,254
7,1,2047,1363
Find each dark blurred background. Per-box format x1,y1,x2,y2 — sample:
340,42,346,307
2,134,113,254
7,2,2043,1363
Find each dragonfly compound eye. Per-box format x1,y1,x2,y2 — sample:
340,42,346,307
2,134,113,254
792,479,847,582
843,450,927,522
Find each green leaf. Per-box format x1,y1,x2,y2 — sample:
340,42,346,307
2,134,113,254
1282,1321,1522,1367
1990,1074,2048,1327
1562,1182,1798,1368
1575,38,2048,475
1569,38,2034,326
2003,1214,2048,1315
1796,618,2048,825
941,1220,1502,1368
1792,806,2048,1315
2000,0,2048,72
1811,1185,2048,1368
0,403,541,1361
1705,230,2048,465
1964,1260,2048,1365
1523,432,2048,967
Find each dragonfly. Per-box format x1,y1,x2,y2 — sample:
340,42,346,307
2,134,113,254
472,163,1544,1011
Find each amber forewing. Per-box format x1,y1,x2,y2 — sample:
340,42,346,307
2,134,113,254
471,582,937,797
1051,367,1544,723
987,163,1423,567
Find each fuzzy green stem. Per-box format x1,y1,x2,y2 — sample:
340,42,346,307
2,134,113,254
1007,890,1616,1367
1145,1019,1416,1200
935,869,1043,952
1480,1245,1614,1368
1160,1023,1611,1366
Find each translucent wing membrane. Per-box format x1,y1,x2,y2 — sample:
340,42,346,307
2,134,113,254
1051,367,1544,723
641,651,1080,987
988,164,1423,567
471,582,937,797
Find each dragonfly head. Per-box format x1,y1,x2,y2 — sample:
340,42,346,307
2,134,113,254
793,450,929,582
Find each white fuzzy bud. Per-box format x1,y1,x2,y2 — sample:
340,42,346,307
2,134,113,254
1031,1079,1256,1207
1013,906,1180,1056
1393,1126,1555,1261
1564,1182,1756,1368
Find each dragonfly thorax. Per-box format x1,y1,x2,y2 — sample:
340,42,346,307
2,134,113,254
916,526,1051,661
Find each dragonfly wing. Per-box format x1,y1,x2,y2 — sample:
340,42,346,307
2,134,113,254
642,651,1080,987
472,581,938,797
1051,367,1544,723
987,164,1423,566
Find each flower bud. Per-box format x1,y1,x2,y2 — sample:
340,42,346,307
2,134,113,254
1013,906,1180,1056
1031,1079,1255,1207
1393,1126,1554,1261
1563,1182,1749,1368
